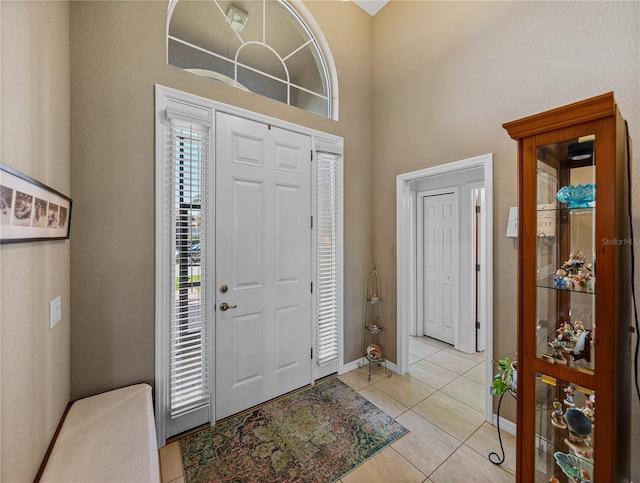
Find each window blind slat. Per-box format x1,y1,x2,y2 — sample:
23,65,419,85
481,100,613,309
316,151,342,365
167,117,211,419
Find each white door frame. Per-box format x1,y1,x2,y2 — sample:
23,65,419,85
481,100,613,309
154,84,343,446
396,153,494,423
469,182,486,352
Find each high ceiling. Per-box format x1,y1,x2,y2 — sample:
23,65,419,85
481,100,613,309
352,0,389,16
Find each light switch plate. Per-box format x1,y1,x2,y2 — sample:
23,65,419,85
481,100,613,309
49,296,61,329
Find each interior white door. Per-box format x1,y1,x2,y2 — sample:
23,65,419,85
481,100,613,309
215,112,312,420
422,192,459,345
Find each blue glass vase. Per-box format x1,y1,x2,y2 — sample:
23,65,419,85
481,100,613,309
556,184,595,208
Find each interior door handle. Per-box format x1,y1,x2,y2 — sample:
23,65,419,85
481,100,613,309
219,302,237,311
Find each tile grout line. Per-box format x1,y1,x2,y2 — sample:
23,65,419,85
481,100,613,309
462,422,516,476
165,339,495,483
387,443,431,482
405,344,514,480
438,373,487,413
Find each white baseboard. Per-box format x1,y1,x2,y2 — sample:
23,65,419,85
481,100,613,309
491,413,517,437
340,358,399,376
339,359,359,374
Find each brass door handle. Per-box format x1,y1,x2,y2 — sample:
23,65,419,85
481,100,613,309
219,302,237,311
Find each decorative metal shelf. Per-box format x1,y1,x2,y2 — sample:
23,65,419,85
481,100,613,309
358,263,392,380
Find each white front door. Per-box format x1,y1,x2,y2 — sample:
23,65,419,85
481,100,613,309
421,191,459,345
215,112,312,420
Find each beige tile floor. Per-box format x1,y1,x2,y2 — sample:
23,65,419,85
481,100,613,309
158,336,516,482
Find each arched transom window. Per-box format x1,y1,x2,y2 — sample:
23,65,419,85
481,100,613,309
167,0,337,119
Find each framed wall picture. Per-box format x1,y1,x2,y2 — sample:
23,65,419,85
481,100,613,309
0,163,72,243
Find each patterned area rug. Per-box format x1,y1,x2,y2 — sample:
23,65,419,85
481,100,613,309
179,378,408,483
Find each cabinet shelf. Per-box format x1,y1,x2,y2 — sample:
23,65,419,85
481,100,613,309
537,207,595,213
504,92,632,482
535,283,595,294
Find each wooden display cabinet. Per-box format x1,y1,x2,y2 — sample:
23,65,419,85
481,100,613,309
503,93,632,482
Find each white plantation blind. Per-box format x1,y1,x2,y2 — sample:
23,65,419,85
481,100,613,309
166,115,211,418
316,149,342,365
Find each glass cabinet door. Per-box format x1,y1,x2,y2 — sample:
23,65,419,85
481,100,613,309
535,135,596,374
534,373,595,483
534,135,596,482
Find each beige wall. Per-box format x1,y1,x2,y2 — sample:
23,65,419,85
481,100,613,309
0,2,71,481
372,1,639,478
3,1,638,480
69,0,373,399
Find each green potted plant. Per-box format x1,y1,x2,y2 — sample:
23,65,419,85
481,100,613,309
491,356,517,395
489,355,517,465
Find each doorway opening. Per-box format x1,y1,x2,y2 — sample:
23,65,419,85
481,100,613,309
396,153,494,423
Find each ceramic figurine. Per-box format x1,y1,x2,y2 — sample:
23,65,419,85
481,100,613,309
565,408,592,438
554,269,567,288
582,395,596,421
564,408,593,457
586,394,595,410
553,451,594,482
581,405,595,422
555,250,595,292
562,250,585,274
579,468,593,483
556,322,575,342
547,337,568,364
571,330,592,363
550,400,567,429
366,343,382,359
564,384,576,407
578,267,591,278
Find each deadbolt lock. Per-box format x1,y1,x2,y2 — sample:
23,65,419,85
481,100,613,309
219,284,228,293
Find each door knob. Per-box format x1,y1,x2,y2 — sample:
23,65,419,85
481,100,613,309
219,302,237,311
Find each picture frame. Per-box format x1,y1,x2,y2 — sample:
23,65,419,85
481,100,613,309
0,163,72,243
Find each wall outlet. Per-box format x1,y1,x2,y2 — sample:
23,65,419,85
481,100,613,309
49,296,61,329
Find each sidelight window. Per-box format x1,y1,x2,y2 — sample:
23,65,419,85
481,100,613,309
315,149,342,365
167,119,210,418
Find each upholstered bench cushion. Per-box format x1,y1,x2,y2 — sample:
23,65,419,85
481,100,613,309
40,383,160,482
